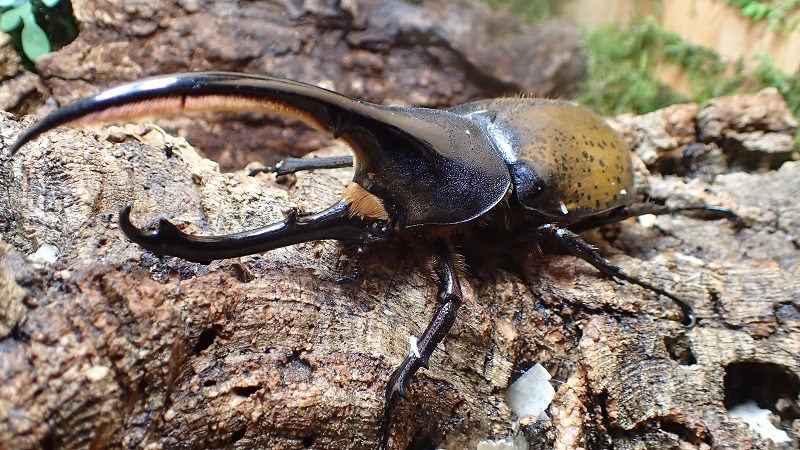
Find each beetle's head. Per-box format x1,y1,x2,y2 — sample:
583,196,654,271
10,72,510,261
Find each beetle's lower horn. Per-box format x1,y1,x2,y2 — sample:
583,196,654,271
118,202,382,263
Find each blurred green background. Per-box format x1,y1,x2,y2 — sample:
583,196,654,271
485,0,800,124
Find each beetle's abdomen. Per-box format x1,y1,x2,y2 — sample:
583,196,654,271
453,98,635,222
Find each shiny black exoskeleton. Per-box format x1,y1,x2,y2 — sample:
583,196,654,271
11,72,739,449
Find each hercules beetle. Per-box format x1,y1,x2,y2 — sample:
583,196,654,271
11,72,738,448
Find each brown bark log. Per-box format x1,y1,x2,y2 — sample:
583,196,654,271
2,87,799,450
1,2,799,449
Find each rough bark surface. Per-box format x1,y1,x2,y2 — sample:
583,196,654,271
2,86,799,450
1,2,799,450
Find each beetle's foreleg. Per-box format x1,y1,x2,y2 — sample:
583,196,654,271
571,203,743,232
118,201,385,263
533,224,695,326
247,155,354,176
378,243,463,449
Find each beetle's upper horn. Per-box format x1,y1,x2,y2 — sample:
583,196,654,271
10,72,370,152
12,72,511,227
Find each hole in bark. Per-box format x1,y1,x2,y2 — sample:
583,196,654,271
10,324,30,343
408,432,438,450
302,435,315,447
228,263,254,283
664,335,696,365
230,426,246,443
290,349,305,363
724,361,800,426
203,379,217,387
194,327,218,354
660,420,712,446
40,432,55,450
234,386,260,397
718,137,793,172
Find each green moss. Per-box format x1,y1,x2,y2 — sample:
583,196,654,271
576,18,800,122
576,19,687,116
726,0,800,34
482,0,559,23
480,1,799,147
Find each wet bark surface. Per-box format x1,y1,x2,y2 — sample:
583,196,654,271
1,1,800,450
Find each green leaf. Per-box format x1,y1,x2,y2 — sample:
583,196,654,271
41,0,61,7
0,0,22,8
21,18,51,61
741,2,759,17
0,5,24,32
752,4,770,21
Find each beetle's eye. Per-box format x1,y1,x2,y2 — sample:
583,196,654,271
370,222,392,237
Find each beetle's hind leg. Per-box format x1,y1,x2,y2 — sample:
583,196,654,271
378,242,463,449
532,224,696,326
248,155,354,176
571,203,743,232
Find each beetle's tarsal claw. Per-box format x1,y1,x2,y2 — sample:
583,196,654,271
674,298,696,328
386,368,410,401
119,203,158,242
377,398,397,450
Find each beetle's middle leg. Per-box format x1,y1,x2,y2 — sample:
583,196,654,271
378,242,463,449
532,224,696,326
248,154,354,176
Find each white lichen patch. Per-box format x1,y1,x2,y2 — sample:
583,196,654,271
637,214,657,228
476,434,529,450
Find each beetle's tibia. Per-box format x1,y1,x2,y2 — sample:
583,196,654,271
572,203,744,233
380,243,463,449
119,201,388,263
